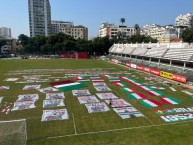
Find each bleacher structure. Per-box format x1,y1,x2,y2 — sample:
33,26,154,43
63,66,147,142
108,42,193,82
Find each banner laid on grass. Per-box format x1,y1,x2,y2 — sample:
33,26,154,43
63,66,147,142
160,97,180,105
4,78,19,81
50,80,86,91
113,107,144,119
150,86,165,90
43,99,65,108
0,86,10,90
23,85,41,90
155,107,193,115
12,101,36,111
121,88,135,92
46,93,65,100
93,82,107,86
169,87,176,91
72,89,91,96
114,82,125,87
74,76,84,80
147,90,163,96
2,106,12,115
91,79,104,82
85,102,110,113
41,109,69,121
181,90,193,96
105,99,131,107
17,94,39,102
94,86,111,91
78,96,100,104
96,93,118,100
127,93,147,100
0,97,3,103
39,87,58,93
141,99,162,107
160,113,193,122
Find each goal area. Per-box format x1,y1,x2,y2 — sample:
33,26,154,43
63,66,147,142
0,119,27,145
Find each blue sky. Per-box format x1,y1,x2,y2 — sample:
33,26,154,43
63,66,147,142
0,0,193,39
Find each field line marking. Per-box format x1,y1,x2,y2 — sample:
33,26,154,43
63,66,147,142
36,119,193,141
72,113,77,135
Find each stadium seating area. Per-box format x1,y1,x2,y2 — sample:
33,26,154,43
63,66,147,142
107,42,193,83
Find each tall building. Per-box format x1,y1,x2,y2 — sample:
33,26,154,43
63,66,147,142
51,20,88,40
0,27,11,37
51,21,73,34
175,13,193,28
99,23,138,39
28,0,51,37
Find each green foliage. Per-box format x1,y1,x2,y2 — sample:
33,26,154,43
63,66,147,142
181,28,193,43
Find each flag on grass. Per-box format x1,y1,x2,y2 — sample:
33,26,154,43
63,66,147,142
74,76,84,80
91,79,104,82
50,80,86,91
127,93,147,100
121,88,135,92
109,78,120,82
147,90,163,96
78,79,90,82
114,82,125,87
140,86,153,91
2,107,11,115
141,99,162,107
160,97,180,105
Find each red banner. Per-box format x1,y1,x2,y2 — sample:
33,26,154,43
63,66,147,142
150,68,160,76
144,67,150,73
136,65,145,71
125,62,131,67
172,74,187,83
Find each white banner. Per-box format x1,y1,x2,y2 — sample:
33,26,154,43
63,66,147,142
41,109,69,121
0,97,3,103
46,93,65,100
23,85,41,90
39,87,58,93
96,93,118,100
43,99,65,108
92,82,107,86
85,102,110,113
12,101,36,111
78,96,100,104
94,86,111,92
113,107,144,119
17,94,39,102
105,99,131,107
72,89,91,96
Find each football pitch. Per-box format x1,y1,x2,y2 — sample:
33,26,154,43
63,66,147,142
1,59,193,145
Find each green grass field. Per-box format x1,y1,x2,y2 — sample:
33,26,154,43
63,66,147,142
1,59,193,145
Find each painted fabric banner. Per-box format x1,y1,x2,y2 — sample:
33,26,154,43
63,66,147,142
121,88,135,92
12,101,36,111
155,107,193,115
0,86,10,90
114,82,125,87
78,96,100,104
160,97,180,105
91,79,104,82
160,113,193,122
46,93,65,100
182,90,193,96
147,90,163,96
17,94,39,102
96,93,118,100
0,97,3,103
93,82,107,86
39,87,58,93
50,80,86,91
94,86,111,91
4,78,19,81
141,99,162,107
72,89,91,96
113,107,144,119
43,99,65,108
105,99,131,107
41,109,69,121
127,93,147,100
85,102,110,113
23,85,41,90
151,86,165,90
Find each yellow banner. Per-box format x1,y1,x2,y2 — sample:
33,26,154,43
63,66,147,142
160,71,173,79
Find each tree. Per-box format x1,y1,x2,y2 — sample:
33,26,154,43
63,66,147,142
181,28,193,43
120,18,125,26
18,34,29,46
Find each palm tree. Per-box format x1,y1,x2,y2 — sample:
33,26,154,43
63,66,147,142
120,18,125,26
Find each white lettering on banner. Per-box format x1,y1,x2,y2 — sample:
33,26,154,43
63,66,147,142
160,113,193,122
131,64,136,69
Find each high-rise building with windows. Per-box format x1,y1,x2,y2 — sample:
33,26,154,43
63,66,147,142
28,0,51,37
